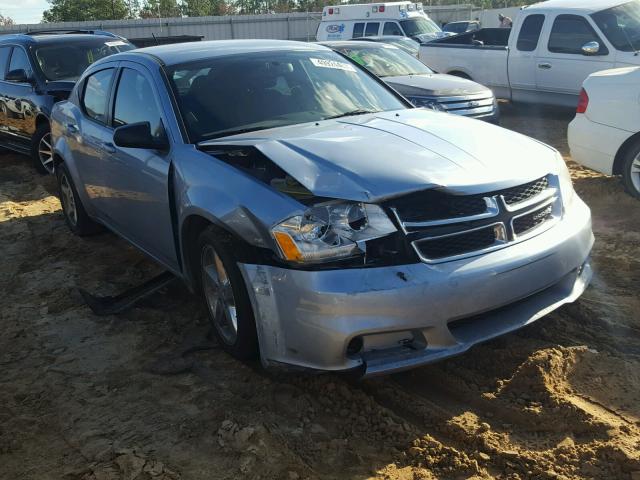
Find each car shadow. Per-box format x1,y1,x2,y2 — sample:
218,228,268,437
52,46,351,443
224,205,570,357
0,151,59,202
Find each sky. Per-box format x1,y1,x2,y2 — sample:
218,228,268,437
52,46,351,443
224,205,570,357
0,0,49,24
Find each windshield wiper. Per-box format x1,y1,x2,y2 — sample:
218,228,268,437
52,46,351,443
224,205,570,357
201,125,272,140
323,109,378,120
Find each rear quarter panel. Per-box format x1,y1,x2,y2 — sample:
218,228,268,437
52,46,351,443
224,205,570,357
583,68,640,132
51,99,98,217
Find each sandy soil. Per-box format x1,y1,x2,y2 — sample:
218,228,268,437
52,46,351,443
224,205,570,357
1,104,639,480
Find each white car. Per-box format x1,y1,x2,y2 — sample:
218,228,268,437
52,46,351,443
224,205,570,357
568,66,640,198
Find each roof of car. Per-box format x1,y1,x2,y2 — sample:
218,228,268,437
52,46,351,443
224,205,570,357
357,35,414,41
320,40,398,49
527,0,622,13
129,39,331,66
0,32,123,46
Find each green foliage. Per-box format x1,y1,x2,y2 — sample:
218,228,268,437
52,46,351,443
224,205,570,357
42,0,131,22
139,0,182,18
41,0,540,22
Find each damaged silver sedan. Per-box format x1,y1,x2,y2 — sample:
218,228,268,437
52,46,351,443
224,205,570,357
50,40,593,377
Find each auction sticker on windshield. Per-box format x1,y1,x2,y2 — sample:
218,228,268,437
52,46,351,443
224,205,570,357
310,58,356,72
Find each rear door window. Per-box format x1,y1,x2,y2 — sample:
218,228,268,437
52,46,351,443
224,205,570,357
548,14,607,54
82,68,115,124
383,22,403,35
516,14,545,51
353,23,365,38
365,22,380,36
0,46,11,80
8,47,33,77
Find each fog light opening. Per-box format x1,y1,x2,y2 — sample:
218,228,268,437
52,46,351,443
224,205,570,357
347,336,364,357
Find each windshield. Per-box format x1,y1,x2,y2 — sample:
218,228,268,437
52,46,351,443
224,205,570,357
34,39,134,81
400,18,442,36
168,50,406,142
386,37,420,55
443,22,468,34
335,45,432,77
592,1,640,52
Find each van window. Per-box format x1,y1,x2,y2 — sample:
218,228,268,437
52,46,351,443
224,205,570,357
548,14,608,55
353,23,365,38
365,23,380,36
517,14,545,51
383,22,403,36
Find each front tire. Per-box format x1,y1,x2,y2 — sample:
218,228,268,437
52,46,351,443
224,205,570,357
56,162,102,235
197,227,259,360
31,123,55,175
621,141,640,199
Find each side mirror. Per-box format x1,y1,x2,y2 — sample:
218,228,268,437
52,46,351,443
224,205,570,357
6,69,32,83
581,41,600,55
113,121,169,150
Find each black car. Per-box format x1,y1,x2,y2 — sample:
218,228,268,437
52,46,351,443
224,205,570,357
0,30,134,173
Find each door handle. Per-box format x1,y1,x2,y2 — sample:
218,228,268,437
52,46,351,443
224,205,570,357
101,142,116,154
538,63,552,70
66,123,78,134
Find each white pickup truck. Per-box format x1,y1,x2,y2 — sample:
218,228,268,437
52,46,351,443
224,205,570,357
419,0,640,107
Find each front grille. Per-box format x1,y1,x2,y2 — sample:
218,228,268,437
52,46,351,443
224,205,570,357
513,204,554,236
389,175,560,263
436,92,495,118
388,189,487,223
500,177,549,206
415,226,497,260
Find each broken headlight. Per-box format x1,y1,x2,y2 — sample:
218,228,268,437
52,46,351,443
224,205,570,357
271,202,397,263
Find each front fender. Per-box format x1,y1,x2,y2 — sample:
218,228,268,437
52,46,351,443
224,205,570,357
173,147,305,262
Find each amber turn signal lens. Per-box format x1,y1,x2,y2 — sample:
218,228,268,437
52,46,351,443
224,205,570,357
273,231,303,262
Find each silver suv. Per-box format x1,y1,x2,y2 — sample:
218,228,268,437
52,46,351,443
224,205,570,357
51,40,593,377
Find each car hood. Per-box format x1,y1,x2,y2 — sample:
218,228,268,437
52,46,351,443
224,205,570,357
384,73,490,97
198,109,557,203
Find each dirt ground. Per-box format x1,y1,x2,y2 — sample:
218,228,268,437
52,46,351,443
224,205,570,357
1,103,639,480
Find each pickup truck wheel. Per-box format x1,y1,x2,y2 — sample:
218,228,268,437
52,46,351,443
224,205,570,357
621,141,640,199
198,228,258,360
56,162,102,235
31,123,55,175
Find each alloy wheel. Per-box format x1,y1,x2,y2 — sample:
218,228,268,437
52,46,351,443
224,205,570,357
59,172,78,227
38,133,54,174
631,152,640,194
201,245,238,345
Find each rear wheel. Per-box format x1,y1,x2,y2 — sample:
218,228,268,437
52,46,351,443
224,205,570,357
621,140,640,199
56,162,102,235
31,123,54,174
197,227,258,360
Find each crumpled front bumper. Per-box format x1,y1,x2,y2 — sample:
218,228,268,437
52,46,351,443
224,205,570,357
239,196,593,377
